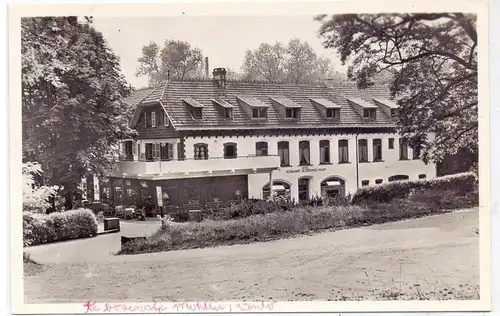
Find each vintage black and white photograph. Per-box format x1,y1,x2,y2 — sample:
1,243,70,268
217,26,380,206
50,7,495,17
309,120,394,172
11,1,490,313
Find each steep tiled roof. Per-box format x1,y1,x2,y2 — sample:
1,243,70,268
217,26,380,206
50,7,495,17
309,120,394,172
124,87,157,106
129,79,396,131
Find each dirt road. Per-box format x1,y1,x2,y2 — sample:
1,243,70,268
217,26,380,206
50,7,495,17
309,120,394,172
24,209,479,302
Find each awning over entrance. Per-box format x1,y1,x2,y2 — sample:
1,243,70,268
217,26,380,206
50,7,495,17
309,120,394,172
325,181,342,186
272,185,286,191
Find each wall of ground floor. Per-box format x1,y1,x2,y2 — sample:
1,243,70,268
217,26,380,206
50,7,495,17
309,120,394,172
106,175,248,209
91,159,436,210
248,160,437,202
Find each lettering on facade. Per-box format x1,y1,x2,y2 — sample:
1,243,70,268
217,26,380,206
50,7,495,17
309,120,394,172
285,167,327,174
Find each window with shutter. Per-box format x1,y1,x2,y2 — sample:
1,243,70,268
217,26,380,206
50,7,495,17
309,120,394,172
151,112,157,127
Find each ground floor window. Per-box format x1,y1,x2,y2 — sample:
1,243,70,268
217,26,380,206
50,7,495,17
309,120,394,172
262,180,291,200
320,177,345,200
298,178,310,202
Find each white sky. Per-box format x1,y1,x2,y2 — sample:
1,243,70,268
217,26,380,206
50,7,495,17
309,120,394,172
92,16,346,89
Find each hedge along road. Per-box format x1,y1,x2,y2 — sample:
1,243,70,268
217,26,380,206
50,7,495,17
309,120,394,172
24,208,479,302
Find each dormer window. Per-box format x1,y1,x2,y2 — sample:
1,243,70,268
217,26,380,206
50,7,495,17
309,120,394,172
363,109,376,119
182,98,204,120
236,95,269,120
347,98,378,120
193,107,203,119
372,98,399,119
252,108,267,119
211,98,235,120
270,96,302,120
310,98,341,120
326,108,340,119
285,108,300,119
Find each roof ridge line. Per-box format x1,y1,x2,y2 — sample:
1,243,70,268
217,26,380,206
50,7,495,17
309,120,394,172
138,85,163,104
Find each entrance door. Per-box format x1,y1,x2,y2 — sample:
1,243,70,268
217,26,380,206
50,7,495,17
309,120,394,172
298,178,310,203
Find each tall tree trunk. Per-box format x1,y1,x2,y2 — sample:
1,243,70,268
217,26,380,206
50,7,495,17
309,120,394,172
64,191,73,210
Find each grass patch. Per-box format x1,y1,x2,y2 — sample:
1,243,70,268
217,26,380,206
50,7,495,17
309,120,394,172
118,198,459,255
118,175,479,255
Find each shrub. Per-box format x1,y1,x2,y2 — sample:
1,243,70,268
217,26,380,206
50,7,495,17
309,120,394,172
22,162,60,213
351,172,478,205
23,208,98,246
119,194,460,255
203,199,292,221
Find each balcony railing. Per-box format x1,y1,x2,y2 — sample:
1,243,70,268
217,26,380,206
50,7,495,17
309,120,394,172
116,154,281,177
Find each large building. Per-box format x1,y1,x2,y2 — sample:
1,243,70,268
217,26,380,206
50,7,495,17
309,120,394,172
107,68,436,211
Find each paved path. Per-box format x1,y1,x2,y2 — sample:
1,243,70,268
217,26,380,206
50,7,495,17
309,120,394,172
25,219,162,264
24,209,479,302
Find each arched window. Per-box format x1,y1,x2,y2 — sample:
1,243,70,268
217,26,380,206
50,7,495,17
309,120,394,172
320,177,345,199
255,141,268,156
194,143,208,160
262,180,291,199
223,142,237,159
388,175,410,182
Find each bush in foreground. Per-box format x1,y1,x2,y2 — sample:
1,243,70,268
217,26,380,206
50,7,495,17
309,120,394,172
23,208,98,246
119,196,456,255
203,199,292,221
351,172,478,205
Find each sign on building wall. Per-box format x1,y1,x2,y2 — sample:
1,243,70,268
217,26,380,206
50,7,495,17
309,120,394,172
156,186,163,207
285,166,327,174
93,175,100,201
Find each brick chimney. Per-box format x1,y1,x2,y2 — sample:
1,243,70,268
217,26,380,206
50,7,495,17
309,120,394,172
204,57,209,78
212,68,227,88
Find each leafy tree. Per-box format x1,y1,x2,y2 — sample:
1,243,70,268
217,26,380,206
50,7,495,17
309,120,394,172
22,17,134,209
225,68,243,80
242,42,287,81
23,162,60,213
242,38,344,83
316,13,478,163
136,40,204,85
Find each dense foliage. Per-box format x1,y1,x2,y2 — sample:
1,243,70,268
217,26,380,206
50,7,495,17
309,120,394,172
23,162,59,213
22,17,134,208
136,40,204,86
241,38,346,83
316,13,478,163
23,208,98,246
120,173,478,255
203,199,293,221
350,172,477,205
